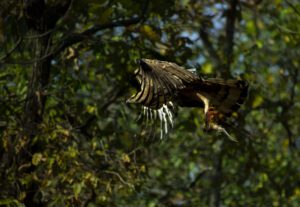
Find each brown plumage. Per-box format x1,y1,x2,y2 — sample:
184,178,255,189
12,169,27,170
127,59,249,140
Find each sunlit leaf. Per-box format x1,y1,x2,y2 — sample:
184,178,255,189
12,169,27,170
202,62,213,74
121,153,131,163
73,182,84,199
252,96,264,108
140,25,160,42
32,153,43,166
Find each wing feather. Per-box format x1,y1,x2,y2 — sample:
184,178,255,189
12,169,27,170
152,70,167,108
128,67,146,103
197,79,248,114
127,59,200,109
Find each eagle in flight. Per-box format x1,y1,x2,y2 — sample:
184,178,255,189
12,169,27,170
127,59,248,141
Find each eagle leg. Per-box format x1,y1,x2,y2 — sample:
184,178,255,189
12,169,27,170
196,93,237,141
204,107,218,130
204,107,237,142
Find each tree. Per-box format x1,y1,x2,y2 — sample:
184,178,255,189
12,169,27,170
0,0,300,206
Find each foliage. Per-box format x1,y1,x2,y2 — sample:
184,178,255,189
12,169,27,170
0,0,300,206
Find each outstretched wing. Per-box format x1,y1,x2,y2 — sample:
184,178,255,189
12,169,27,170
126,59,200,109
127,59,200,138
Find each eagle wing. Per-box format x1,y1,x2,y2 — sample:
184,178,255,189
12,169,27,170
126,59,200,109
187,78,248,115
127,59,248,140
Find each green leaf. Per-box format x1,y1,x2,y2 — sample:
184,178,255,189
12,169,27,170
73,182,84,199
32,153,43,166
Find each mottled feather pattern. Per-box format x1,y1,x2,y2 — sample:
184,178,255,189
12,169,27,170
127,59,200,109
127,59,248,140
198,78,248,114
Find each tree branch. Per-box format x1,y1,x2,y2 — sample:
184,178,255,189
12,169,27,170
0,38,23,63
211,147,223,207
3,0,149,65
285,0,300,17
53,0,150,56
223,0,239,77
104,170,135,189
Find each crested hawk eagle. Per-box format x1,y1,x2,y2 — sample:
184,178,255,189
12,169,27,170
127,59,248,141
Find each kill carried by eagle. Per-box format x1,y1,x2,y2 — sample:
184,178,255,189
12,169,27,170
126,59,249,141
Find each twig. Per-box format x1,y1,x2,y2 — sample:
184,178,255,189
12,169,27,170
285,0,300,17
0,38,23,63
289,66,298,106
3,0,149,65
53,0,150,56
276,24,300,35
24,28,57,39
223,0,239,77
104,170,135,189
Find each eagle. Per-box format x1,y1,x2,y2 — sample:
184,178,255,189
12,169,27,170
126,59,248,141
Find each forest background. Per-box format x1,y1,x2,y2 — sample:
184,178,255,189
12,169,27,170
0,0,300,206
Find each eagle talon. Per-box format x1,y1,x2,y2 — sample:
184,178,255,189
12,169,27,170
203,107,237,142
210,123,238,142
205,107,218,129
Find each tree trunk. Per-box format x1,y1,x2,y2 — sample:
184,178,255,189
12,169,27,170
23,0,72,132
210,151,223,207
23,32,51,133
20,1,70,205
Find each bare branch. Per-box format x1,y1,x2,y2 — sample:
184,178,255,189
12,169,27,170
281,120,295,148
24,28,57,39
53,0,150,55
276,24,300,35
223,0,239,77
3,0,149,65
0,38,23,63
104,170,135,189
285,0,300,17
289,66,298,106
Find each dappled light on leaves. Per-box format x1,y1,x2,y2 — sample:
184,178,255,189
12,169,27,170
0,0,300,206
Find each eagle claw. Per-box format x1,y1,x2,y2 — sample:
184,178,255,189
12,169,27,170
204,107,218,130
204,107,237,142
